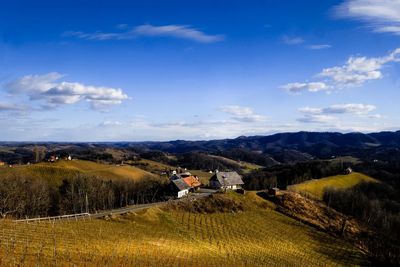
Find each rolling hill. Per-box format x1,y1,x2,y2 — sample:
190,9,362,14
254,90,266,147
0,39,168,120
288,172,378,200
122,130,400,161
0,159,157,186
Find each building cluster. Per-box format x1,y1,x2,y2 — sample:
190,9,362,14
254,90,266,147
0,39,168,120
48,155,72,162
169,171,202,198
169,170,244,198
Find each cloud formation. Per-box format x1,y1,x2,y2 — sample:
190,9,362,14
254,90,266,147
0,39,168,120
298,103,378,123
297,114,337,124
335,0,400,35
318,49,400,86
219,105,266,122
281,82,329,93
64,24,224,43
5,72,128,110
308,44,332,50
282,48,400,93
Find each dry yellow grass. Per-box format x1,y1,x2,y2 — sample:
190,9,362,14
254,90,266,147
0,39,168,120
289,172,378,200
52,160,155,180
0,193,368,266
0,160,157,186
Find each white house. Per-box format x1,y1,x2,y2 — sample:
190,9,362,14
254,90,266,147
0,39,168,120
209,171,244,190
170,178,191,198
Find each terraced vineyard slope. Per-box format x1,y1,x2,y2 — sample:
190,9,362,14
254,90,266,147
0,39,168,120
0,192,368,266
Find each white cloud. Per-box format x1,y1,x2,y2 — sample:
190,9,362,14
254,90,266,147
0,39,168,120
297,114,338,124
134,25,224,43
298,107,324,114
318,49,400,87
322,103,376,115
335,0,400,35
99,121,123,127
5,72,128,110
64,24,224,43
308,44,332,50
298,103,378,124
282,35,304,45
299,103,376,115
281,82,329,93
219,105,267,122
282,48,400,93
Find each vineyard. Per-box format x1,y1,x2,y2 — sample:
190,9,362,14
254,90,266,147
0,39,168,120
0,193,368,266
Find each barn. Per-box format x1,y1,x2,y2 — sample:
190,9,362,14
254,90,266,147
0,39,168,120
209,171,244,190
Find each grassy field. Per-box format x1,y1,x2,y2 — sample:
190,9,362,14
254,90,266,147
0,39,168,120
289,172,377,200
0,160,156,186
0,192,368,266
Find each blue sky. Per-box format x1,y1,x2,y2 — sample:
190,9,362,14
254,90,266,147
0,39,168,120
1,0,400,141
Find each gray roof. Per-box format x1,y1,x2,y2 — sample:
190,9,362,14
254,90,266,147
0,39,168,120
171,178,191,191
210,171,244,186
170,174,181,180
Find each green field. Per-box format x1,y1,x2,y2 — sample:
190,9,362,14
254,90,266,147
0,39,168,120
0,192,368,266
289,172,377,200
0,160,156,186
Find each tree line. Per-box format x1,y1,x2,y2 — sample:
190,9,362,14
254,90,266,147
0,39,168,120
323,182,400,266
0,174,169,219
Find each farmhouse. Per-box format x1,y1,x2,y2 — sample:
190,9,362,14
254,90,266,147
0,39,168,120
344,167,353,174
182,176,202,190
169,171,202,195
170,178,191,198
209,171,244,190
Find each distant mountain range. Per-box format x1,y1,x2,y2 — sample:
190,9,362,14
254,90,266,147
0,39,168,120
129,131,399,150
124,131,400,162
2,131,400,164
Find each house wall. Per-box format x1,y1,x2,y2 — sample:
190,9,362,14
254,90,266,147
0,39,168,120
177,189,189,198
225,185,241,190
